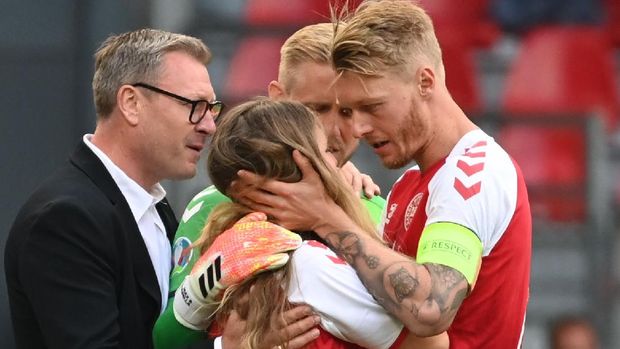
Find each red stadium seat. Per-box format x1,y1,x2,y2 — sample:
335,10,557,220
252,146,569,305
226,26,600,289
502,26,619,132
416,0,493,114
498,125,587,222
245,0,323,26
244,0,362,27
498,26,619,223
440,32,483,114
223,35,287,105
605,0,620,45
419,0,500,48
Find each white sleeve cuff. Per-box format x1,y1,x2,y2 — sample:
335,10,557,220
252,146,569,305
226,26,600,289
213,336,222,349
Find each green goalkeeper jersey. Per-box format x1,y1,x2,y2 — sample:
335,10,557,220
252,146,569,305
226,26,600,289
153,185,386,349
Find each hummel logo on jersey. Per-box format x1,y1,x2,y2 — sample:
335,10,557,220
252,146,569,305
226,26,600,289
454,140,487,200
182,201,203,223
385,203,398,224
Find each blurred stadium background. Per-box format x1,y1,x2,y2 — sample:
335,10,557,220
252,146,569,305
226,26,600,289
1,0,619,347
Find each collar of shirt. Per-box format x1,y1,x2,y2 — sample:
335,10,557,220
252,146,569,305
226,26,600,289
83,134,167,222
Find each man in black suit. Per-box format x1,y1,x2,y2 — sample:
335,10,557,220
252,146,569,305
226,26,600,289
4,28,223,348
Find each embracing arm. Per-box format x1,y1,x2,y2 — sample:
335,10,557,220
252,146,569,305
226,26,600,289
233,151,471,337
289,240,449,349
319,220,468,336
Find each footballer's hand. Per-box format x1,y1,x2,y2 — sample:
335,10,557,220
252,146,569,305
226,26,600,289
268,305,321,349
222,305,321,349
339,161,381,198
173,212,302,329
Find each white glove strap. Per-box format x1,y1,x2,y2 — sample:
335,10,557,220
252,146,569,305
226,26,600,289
173,277,218,330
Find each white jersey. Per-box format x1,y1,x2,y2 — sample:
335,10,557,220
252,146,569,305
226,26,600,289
288,240,405,349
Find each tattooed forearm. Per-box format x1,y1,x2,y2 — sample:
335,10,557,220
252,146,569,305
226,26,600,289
451,287,468,312
324,231,469,334
389,267,419,302
325,231,379,269
324,231,415,314
365,255,379,269
425,263,468,314
324,231,396,306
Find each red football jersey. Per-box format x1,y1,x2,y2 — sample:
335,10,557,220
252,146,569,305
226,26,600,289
381,130,531,349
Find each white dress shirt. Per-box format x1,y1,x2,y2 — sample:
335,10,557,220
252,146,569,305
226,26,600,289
83,134,172,313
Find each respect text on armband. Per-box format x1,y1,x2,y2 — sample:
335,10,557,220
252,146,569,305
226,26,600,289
421,240,472,260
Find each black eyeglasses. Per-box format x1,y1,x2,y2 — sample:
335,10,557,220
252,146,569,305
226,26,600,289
132,82,224,124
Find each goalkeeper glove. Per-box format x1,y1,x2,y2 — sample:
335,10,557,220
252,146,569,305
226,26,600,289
173,212,302,330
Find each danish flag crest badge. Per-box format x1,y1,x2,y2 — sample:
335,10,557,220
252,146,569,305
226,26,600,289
404,192,424,230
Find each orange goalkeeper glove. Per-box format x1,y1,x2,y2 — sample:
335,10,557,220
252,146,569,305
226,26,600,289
173,212,302,330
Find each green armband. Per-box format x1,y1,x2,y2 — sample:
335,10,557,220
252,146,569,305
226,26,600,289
416,222,483,286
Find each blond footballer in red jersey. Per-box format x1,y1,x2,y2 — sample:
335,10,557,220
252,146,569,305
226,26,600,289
233,1,532,348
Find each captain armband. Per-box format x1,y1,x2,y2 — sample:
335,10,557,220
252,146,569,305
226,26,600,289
416,222,483,288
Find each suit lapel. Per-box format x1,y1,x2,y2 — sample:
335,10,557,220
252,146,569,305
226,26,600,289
70,142,162,310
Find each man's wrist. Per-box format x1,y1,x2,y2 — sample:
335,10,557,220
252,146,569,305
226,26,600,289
313,208,358,238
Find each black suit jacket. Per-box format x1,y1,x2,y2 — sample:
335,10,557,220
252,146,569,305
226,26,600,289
5,141,179,349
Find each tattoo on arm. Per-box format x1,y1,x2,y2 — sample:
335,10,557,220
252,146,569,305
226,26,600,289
325,231,379,269
324,231,469,330
388,267,419,302
424,263,468,313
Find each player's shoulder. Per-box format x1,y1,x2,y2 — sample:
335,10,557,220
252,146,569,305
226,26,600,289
188,185,230,205
442,130,516,179
429,130,518,202
180,186,231,222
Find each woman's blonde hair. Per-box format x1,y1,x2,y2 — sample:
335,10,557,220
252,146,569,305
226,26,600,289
195,97,381,348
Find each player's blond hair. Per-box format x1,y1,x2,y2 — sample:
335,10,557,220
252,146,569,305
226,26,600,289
195,98,381,348
92,28,211,118
278,23,334,92
332,0,444,80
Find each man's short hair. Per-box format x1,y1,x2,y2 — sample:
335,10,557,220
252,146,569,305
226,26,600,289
332,0,444,80
92,28,211,118
278,23,334,92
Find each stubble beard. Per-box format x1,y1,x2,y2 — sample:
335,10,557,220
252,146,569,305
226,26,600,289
382,109,421,169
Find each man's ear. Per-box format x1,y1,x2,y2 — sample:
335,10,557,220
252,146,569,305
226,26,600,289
418,66,435,98
117,85,140,126
267,80,287,100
